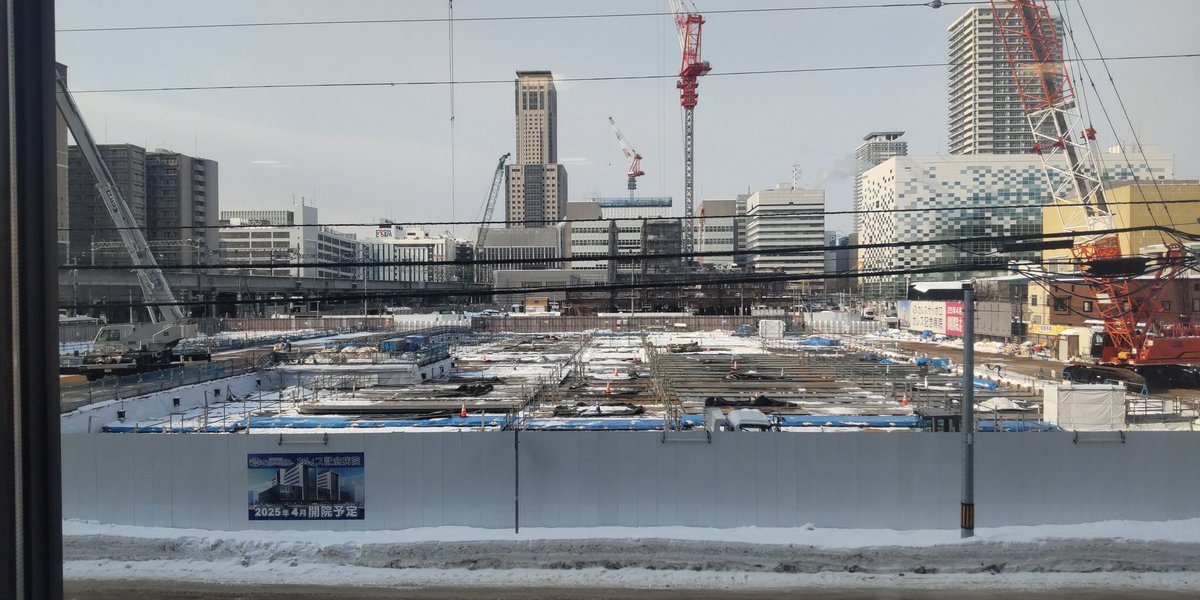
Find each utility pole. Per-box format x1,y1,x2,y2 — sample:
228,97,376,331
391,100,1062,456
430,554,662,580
961,281,976,538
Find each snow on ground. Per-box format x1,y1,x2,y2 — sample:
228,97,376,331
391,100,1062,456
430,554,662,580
62,519,1200,591
62,518,1200,547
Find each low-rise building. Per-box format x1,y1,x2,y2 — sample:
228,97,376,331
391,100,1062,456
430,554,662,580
219,204,361,280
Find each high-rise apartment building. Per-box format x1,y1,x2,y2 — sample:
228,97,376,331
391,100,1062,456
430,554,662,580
145,150,219,266
506,71,568,226
854,132,907,232
947,3,1062,155
68,143,146,266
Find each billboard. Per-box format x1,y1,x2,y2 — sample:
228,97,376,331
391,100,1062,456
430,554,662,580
945,301,965,337
247,452,365,520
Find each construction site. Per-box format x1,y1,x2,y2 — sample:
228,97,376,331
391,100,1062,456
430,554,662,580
60,320,1200,437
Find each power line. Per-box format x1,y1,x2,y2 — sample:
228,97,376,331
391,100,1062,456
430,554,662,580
58,259,1095,311
66,53,1199,94
60,224,1194,272
59,195,1200,233
55,2,987,34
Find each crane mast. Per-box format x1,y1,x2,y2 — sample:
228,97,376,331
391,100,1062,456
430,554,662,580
474,153,510,283
992,0,1190,380
669,0,711,264
608,117,645,199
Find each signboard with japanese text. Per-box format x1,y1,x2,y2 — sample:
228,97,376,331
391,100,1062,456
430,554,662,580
247,452,365,521
945,301,965,337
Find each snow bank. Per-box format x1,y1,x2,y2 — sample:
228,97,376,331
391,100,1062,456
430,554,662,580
63,517,1200,548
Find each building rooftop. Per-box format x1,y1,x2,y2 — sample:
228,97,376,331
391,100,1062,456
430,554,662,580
862,131,906,141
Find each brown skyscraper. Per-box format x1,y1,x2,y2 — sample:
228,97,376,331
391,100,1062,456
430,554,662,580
505,71,567,227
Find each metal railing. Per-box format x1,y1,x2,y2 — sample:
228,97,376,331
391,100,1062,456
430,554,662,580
60,357,264,413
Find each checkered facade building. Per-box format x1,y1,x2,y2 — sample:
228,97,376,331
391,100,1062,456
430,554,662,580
857,151,1174,298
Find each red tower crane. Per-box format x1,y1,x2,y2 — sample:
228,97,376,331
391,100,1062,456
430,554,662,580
669,0,712,263
608,117,645,199
991,0,1196,386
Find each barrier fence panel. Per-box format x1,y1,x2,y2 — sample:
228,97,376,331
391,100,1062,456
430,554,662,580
61,431,1200,531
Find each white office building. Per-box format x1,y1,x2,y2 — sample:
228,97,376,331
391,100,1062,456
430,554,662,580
219,205,361,280
743,187,826,285
373,224,457,283
854,132,907,233
695,198,738,268
567,198,677,275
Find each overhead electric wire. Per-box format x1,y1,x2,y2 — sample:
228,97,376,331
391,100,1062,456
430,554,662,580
58,258,1090,311
65,53,1199,94
53,2,994,34
58,197,1200,233
60,224,1198,272
1068,0,1179,239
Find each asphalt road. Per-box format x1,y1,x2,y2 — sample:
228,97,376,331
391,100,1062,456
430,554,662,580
64,581,1200,599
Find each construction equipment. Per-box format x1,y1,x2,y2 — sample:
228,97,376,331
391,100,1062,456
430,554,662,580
55,75,203,379
474,153,510,283
607,117,645,199
668,0,712,264
992,0,1196,386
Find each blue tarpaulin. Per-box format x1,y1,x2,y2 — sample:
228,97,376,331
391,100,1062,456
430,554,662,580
978,420,1059,432
776,415,920,428
974,379,999,390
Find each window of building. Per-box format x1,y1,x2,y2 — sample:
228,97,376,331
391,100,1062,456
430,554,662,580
1082,300,1093,313
1030,294,1038,306
1193,298,1200,312
1162,301,1171,311
1053,297,1068,312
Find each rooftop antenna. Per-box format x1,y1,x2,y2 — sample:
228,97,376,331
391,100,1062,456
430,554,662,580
792,164,803,189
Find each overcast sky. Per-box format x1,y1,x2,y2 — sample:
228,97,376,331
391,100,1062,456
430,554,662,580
56,0,1199,236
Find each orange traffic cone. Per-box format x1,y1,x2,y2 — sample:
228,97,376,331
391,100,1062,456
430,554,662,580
605,382,612,394
460,403,468,418
901,395,909,407
732,361,739,371
613,368,620,377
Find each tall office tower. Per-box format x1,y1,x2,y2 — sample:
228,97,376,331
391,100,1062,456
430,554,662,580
68,143,146,266
853,132,907,232
146,150,219,266
506,71,568,227
947,2,1063,155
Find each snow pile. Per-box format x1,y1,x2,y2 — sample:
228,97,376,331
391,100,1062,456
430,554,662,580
63,519,1200,592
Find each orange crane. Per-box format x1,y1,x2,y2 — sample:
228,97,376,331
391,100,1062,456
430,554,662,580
608,117,645,199
669,0,712,263
992,0,1196,386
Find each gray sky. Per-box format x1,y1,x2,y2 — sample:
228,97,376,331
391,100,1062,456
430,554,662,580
56,0,1200,235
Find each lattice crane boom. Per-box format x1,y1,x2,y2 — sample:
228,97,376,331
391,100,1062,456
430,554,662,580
56,75,185,325
668,0,712,264
991,0,1191,377
476,153,510,252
